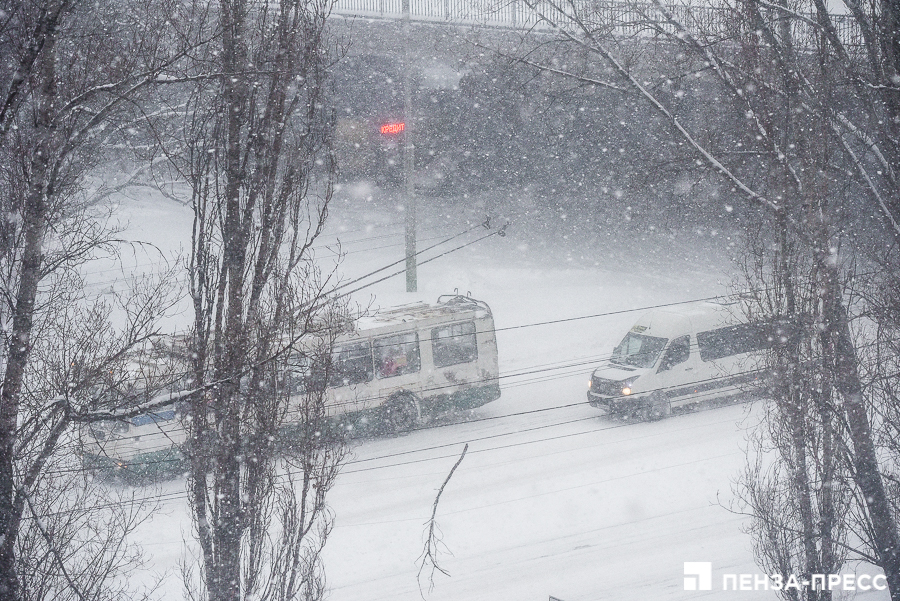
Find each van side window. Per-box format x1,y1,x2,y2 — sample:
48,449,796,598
431,321,478,367
658,335,690,372
697,323,771,362
374,332,421,378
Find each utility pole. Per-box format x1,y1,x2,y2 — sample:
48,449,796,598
402,0,416,292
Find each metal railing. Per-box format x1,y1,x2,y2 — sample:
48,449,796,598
331,0,863,46
332,0,542,27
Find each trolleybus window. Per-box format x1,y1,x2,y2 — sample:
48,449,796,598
131,410,177,426
329,341,374,387
374,332,420,378
431,321,478,367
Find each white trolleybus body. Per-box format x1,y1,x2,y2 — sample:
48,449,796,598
587,301,772,420
303,294,501,433
83,406,187,474
82,294,501,474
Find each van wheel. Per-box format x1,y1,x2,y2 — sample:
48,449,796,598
641,394,671,421
382,392,421,434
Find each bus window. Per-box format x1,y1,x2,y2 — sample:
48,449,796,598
286,353,312,394
431,321,477,367
697,323,771,362
130,410,176,426
330,341,374,387
373,332,420,378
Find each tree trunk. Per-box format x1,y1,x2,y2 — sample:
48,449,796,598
0,22,56,601
824,267,900,599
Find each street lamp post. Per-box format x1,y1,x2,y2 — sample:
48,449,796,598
402,0,416,292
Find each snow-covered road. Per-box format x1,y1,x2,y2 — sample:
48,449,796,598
325,400,757,601
114,191,888,600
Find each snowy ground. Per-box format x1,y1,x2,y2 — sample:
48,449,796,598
102,186,888,600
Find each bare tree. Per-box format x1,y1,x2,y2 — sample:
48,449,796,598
500,0,900,595
2,258,185,601
735,228,852,601
155,0,349,599
0,0,193,598
16,447,161,601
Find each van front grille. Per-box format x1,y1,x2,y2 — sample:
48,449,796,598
591,376,624,396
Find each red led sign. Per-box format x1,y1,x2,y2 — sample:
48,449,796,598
380,122,405,135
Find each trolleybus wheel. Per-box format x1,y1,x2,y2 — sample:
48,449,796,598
382,391,421,433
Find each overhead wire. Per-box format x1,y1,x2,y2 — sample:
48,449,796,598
31,346,897,522
63,360,767,476
70,294,885,461
24,228,890,519
34,311,888,515
331,227,509,300
77,337,883,466
64,292,865,458
326,220,488,296
27,398,753,522
77,221,468,294
67,325,885,476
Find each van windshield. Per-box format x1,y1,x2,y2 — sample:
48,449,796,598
611,333,668,368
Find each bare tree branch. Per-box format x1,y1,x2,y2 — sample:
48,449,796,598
417,443,468,597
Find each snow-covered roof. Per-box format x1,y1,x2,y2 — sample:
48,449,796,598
630,300,746,339
354,295,491,334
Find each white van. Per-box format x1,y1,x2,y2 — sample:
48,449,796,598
587,301,773,420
